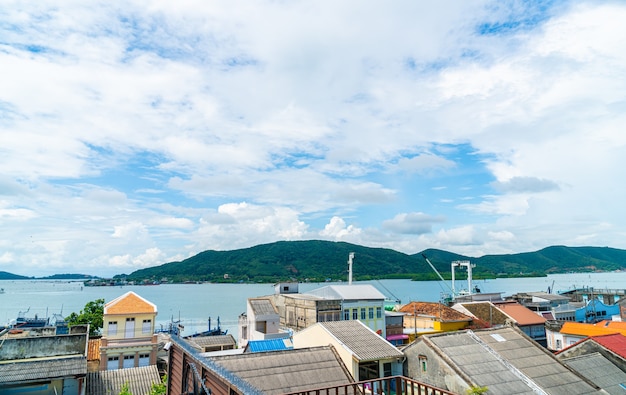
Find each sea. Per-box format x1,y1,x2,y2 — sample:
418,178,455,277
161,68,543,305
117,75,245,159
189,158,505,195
1,271,625,336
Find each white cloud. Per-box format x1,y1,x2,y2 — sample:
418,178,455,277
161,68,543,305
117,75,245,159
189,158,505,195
319,216,362,239
1,1,626,276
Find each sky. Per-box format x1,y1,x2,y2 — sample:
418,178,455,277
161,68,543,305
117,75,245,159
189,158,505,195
1,1,625,278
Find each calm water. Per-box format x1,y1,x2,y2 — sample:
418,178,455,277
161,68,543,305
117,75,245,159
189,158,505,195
1,272,625,335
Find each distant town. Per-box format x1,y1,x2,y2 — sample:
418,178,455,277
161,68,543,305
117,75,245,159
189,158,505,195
2,254,626,395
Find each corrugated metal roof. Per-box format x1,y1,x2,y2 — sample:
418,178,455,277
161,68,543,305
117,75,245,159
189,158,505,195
454,302,510,325
0,356,87,384
208,346,356,395
85,365,161,395
562,352,626,394
186,334,236,348
246,338,293,353
319,320,404,361
424,327,603,394
561,321,626,337
591,333,626,359
88,338,101,361
104,291,157,315
250,298,278,315
307,284,386,300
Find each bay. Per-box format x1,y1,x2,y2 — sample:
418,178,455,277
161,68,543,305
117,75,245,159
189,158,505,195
1,271,625,336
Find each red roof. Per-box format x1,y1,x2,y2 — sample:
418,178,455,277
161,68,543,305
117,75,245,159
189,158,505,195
591,333,626,359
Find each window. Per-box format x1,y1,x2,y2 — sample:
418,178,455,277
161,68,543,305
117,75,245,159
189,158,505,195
556,339,562,349
123,354,135,368
352,309,358,320
125,317,135,338
138,353,150,367
383,362,392,377
369,308,374,319
361,308,366,320
107,356,119,370
344,309,350,320
142,319,152,334
376,307,382,318
108,321,117,336
419,355,428,372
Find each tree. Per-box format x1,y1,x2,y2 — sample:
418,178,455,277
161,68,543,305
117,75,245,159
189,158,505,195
150,374,167,395
65,298,105,337
466,385,488,395
119,381,132,395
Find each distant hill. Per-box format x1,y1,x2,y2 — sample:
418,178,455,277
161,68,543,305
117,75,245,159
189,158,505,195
0,271,31,280
123,241,626,283
0,272,96,280
40,274,97,280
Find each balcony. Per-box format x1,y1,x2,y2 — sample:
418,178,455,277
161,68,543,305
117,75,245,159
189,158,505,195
281,375,457,395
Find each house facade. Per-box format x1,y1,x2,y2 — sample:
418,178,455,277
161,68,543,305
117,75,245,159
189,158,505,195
404,327,602,394
547,320,626,352
293,320,404,389
0,325,89,395
399,301,473,342
237,297,291,349
100,291,159,370
305,284,387,337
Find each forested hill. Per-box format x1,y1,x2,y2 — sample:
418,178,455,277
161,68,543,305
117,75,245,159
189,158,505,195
0,271,30,280
123,241,626,283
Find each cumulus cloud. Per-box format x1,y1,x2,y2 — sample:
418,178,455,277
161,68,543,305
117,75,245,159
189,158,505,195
319,216,362,239
382,212,445,235
1,1,626,276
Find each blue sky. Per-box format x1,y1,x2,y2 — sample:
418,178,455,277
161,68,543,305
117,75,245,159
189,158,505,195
1,0,625,277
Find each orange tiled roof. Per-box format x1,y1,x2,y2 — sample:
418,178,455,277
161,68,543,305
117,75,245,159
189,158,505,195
493,301,546,326
399,302,472,322
104,291,157,315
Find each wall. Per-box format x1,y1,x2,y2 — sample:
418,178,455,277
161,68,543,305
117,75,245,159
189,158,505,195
293,326,358,380
404,341,468,394
0,333,87,361
103,312,156,340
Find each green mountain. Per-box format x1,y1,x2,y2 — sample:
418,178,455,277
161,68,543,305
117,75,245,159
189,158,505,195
123,241,626,283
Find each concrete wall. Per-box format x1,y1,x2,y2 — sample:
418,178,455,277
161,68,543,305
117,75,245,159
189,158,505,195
0,332,88,361
404,341,469,394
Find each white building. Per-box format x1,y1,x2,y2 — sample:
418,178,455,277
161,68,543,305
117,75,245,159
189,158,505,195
237,297,291,349
306,284,387,337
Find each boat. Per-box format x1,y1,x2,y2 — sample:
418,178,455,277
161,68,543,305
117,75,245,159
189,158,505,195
187,317,228,337
422,254,502,305
12,308,49,328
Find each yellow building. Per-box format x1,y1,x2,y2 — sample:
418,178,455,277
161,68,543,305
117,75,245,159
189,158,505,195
99,291,158,370
399,301,473,342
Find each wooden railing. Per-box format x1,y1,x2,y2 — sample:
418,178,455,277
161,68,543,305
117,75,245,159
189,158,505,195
281,375,458,395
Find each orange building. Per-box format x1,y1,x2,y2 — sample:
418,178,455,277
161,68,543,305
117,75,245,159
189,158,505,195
99,291,159,370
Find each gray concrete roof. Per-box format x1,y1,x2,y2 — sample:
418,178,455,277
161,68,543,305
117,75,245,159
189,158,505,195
250,298,278,315
86,365,161,395
0,356,86,385
207,346,356,395
424,327,602,395
319,320,404,361
562,352,626,395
